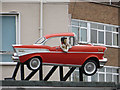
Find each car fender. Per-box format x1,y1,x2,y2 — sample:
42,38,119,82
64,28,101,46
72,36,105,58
19,53,44,63
82,55,99,65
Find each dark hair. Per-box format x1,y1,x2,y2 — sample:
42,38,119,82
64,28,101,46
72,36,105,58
61,37,67,43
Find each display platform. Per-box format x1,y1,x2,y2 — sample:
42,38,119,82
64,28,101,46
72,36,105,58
0,80,120,90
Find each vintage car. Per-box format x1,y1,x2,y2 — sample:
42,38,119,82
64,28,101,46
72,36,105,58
12,33,107,76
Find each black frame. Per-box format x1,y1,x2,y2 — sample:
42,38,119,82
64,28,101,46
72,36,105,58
5,62,84,81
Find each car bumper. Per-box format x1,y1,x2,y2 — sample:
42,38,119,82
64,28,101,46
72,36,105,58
12,56,19,62
99,58,107,68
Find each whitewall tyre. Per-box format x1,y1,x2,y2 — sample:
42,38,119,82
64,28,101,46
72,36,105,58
27,58,41,70
82,60,97,76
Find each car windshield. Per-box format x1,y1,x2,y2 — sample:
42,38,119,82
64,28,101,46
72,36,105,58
35,37,46,44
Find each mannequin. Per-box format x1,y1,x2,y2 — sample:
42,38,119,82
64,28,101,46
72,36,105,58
60,37,71,53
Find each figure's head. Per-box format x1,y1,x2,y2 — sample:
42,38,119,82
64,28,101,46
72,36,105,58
61,37,67,44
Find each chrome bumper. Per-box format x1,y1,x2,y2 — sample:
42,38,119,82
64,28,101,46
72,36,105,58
12,56,19,62
99,58,107,68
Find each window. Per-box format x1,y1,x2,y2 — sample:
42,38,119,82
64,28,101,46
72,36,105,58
71,19,119,47
106,32,112,45
0,13,20,62
36,37,45,44
72,27,79,40
105,26,119,46
0,15,16,62
80,28,87,42
44,36,73,47
90,23,105,44
69,36,75,46
98,31,104,44
71,66,119,84
71,20,87,43
44,37,61,47
113,34,118,46
91,30,97,43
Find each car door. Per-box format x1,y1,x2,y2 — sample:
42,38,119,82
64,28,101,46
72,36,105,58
52,45,83,65
43,36,82,65
42,37,63,64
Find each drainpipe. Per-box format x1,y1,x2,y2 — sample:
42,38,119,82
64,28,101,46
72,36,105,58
109,0,112,5
118,2,120,81
40,0,43,38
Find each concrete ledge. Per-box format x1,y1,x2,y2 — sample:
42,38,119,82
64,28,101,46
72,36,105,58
0,80,117,87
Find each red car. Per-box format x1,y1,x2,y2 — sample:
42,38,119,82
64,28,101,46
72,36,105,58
12,33,107,76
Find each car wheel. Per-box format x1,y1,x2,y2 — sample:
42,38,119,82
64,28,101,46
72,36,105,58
82,60,97,76
27,57,41,70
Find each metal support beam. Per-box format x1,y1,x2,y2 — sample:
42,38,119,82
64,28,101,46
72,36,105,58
44,66,58,81
59,66,63,81
39,65,43,81
21,63,24,80
62,67,76,81
6,61,84,81
12,62,20,80
25,69,38,80
79,67,83,81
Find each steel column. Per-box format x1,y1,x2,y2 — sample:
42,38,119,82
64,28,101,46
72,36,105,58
21,63,24,80
39,64,43,81
79,67,83,81
59,66,63,81
12,62,20,80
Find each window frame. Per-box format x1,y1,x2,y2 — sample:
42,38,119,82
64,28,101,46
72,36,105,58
71,19,119,48
0,12,20,64
44,36,62,47
71,19,88,43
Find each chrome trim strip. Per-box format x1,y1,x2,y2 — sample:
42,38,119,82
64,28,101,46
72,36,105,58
99,58,107,62
18,51,103,56
50,51,104,54
18,51,50,56
43,63,82,67
15,48,50,56
14,48,104,57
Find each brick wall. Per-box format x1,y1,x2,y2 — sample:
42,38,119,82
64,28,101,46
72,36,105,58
69,2,119,25
104,47,119,66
